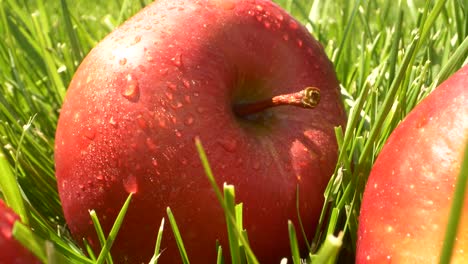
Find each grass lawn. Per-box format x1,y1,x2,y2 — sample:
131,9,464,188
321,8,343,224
0,0,467,263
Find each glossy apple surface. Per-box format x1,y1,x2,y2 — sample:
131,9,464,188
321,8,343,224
0,199,40,263
356,64,468,263
55,0,346,262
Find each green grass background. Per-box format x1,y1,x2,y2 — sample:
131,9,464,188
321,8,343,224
0,0,467,263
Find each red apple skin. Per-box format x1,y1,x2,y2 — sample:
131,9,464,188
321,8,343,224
54,0,346,263
356,64,468,263
0,199,40,264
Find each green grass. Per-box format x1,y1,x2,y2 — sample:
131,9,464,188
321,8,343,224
0,0,467,263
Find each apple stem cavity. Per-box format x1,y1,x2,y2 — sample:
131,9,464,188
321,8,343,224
233,87,321,118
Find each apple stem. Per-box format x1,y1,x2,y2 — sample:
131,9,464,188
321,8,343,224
233,87,321,117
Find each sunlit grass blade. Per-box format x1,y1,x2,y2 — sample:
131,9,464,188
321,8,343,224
0,148,28,224
149,218,165,264
195,138,259,264
216,243,224,264
166,207,190,264
439,143,468,264
95,193,133,264
12,222,47,263
224,184,241,264
90,210,113,264
310,232,344,264
288,220,301,264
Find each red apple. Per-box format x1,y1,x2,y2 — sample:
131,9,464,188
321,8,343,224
356,64,468,263
54,0,346,262
0,199,40,263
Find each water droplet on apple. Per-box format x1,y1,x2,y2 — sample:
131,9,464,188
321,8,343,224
184,95,191,104
171,53,183,67
158,119,167,128
175,129,182,137
132,35,142,45
193,92,200,97
256,15,262,22
296,39,303,47
282,34,289,41
122,74,140,101
196,106,206,113
137,116,147,129
165,92,173,100
123,175,138,194
289,20,298,30
96,174,104,181
119,58,127,65
247,10,254,16
146,138,157,151
184,115,194,126
182,79,191,89
217,138,237,153
160,68,169,75
255,5,263,11
263,21,271,29
181,158,188,165
170,101,183,109
152,158,158,168
167,82,177,91
84,127,96,140
276,13,284,21
253,161,260,170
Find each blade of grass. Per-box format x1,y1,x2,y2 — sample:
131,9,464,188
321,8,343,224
224,184,241,264
90,210,113,264
288,220,301,264
194,138,259,264
149,218,165,264
166,207,190,264
95,193,133,264
439,142,468,264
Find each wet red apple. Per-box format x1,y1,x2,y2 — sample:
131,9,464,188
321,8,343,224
357,64,468,263
0,199,40,263
55,0,346,263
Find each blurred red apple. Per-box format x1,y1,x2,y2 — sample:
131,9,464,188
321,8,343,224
357,64,468,263
55,0,346,262
0,199,40,263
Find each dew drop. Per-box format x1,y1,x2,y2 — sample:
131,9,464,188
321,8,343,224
264,21,271,29
84,127,96,140
137,116,147,129
175,129,182,137
256,15,262,22
184,115,194,126
196,106,206,113
119,58,127,65
296,39,303,47
253,161,260,170
96,174,104,181
171,101,183,109
165,92,174,100
78,184,85,190
289,20,298,30
184,95,191,104
123,175,138,194
160,68,169,75
217,138,237,153
255,5,263,11
171,116,177,124
276,13,284,21
193,92,200,97
171,53,183,67
122,74,140,101
182,79,191,88
152,158,158,168
158,119,167,128
282,34,289,41
146,138,157,151
132,35,142,44
167,82,177,91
